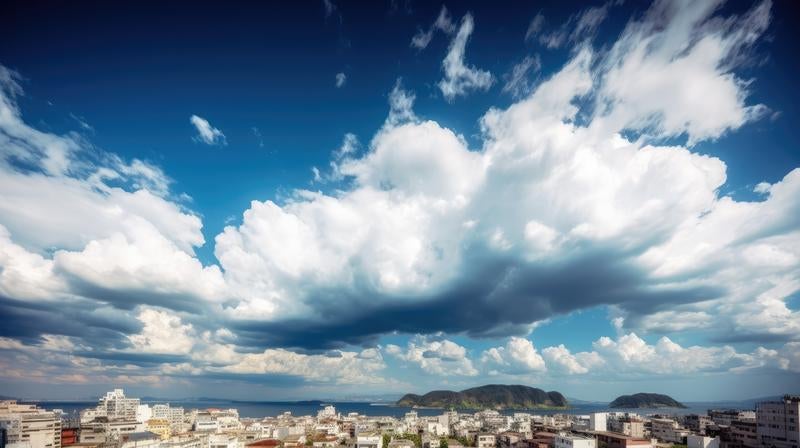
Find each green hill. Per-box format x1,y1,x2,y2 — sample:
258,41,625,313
397,384,568,410
609,393,686,408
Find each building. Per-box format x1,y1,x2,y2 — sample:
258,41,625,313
684,416,713,435
208,434,241,448
650,418,689,444
60,428,78,446
555,433,596,448
478,434,497,448
590,415,607,433
710,412,756,428
161,435,207,448
0,401,62,448
586,431,651,448
283,435,306,448
145,419,171,440
118,432,161,448
312,435,339,448
95,390,140,422
608,418,644,439
729,419,758,448
356,432,384,448
152,405,185,433
687,436,719,448
497,432,523,448
757,395,800,448
530,431,557,448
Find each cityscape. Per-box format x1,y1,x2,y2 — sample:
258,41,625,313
0,1,798,448
0,389,798,448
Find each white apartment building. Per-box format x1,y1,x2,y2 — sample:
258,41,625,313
151,404,186,433
589,413,607,432
651,418,689,444
554,433,596,448
356,432,384,448
0,401,62,448
98,389,141,421
757,395,800,448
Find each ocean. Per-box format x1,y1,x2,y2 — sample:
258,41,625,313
24,400,748,420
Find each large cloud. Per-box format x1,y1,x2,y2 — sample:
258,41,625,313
0,66,224,354
0,0,797,390
211,0,796,351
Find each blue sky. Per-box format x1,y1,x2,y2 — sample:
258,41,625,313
0,0,798,402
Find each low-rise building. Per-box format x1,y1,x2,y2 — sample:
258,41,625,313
146,419,171,440
684,416,713,435
710,411,756,428
609,419,644,439
356,432,384,448
478,434,497,448
586,431,652,448
650,419,688,444
209,434,242,448
555,433,596,448
283,434,306,448
118,431,161,448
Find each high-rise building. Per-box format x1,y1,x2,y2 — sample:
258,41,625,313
757,395,800,448
0,401,62,448
81,389,140,424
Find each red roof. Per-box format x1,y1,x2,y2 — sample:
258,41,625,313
247,439,281,447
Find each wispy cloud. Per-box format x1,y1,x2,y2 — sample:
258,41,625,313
538,2,612,49
502,54,541,98
251,126,264,148
438,13,494,101
524,12,545,42
190,114,227,146
335,72,347,88
410,5,456,50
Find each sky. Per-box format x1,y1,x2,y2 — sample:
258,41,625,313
0,0,798,402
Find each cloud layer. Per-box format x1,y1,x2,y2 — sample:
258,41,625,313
0,0,797,391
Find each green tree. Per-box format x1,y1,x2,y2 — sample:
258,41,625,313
383,434,392,448
440,438,449,448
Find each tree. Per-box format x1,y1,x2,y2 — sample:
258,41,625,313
383,434,392,448
440,438,449,448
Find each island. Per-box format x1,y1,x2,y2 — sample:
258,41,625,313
609,393,687,408
397,384,568,410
